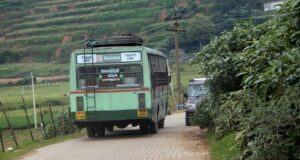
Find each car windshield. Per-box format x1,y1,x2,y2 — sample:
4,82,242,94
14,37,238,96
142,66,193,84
187,84,208,97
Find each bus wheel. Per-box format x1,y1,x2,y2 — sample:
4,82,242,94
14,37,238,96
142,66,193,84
149,120,158,134
96,125,105,137
139,121,149,134
106,125,113,132
87,127,96,138
185,118,191,126
158,118,165,128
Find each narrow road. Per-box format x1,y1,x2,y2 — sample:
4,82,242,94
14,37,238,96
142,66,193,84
22,112,210,160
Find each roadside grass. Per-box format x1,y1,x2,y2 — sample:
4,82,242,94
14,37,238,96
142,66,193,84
0,129,84,160
207,132,241,160
0,63,69,78
0,105,68,129
0,82,69,110
1,128,43,151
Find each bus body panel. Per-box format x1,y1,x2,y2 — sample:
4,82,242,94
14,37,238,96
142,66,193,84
151,86,169,121
70,91,151,111
70,109,152,122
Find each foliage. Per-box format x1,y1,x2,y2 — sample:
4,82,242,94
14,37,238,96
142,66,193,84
210,0,266,33
193,0,300,159
184,15,216,52
45,113,78,139
193,97,214,129
0,49,21,64
208,132,240,160
239,86,300,160
0,105,67,129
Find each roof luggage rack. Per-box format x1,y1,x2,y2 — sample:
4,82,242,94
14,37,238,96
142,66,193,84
84,36,143,48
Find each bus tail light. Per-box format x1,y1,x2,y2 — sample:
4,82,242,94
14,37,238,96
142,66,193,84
138,93,145,108
76,97,84,111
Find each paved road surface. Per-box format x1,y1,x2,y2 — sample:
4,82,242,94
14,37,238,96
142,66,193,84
22,112,210,160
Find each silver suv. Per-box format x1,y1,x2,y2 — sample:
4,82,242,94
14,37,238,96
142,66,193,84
184,78,208,126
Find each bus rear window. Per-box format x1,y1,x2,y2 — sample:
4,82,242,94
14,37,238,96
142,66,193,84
77,65,143,89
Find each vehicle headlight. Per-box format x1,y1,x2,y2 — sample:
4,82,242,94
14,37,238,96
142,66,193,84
185,103,196,110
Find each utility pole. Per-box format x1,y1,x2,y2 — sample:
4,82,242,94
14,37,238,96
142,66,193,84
31,72,37,128
167,11,185,105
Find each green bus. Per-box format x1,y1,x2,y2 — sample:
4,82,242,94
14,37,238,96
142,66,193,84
69,36,171,137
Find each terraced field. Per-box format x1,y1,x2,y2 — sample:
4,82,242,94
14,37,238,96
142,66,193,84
0,0,209,78
0,0,204,68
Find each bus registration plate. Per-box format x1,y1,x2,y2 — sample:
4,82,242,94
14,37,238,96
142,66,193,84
137,109,148,117
76,111,86,120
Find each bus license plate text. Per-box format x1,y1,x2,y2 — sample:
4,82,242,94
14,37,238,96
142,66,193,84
76,111,86,120
137,109,148,117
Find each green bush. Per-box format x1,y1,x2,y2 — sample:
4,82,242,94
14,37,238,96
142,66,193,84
193,97,214,129
0,49,21,64
193,0,300,159
45,113,78,139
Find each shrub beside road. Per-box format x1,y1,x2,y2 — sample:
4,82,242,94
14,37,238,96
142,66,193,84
193,0,300,159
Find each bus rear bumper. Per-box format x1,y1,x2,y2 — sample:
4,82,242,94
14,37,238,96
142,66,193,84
71,109,152,126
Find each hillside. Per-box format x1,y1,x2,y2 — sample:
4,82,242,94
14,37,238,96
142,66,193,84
0,0,269,78
0,0,202,64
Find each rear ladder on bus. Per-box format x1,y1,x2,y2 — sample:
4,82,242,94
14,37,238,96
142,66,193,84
83,42,97,118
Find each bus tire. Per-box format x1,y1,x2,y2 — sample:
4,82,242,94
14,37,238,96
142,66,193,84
106,125,113,132
158,118,165,128
87,127,96,138
185,118,191,126
139,121,149,134
149,120,158,134
96,125,105,137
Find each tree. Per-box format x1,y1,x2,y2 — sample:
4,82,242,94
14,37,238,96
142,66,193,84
211,0,265,33
184,16,216,52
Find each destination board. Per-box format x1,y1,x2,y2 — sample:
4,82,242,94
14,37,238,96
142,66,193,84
76,52,141,64
121,52,141,62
